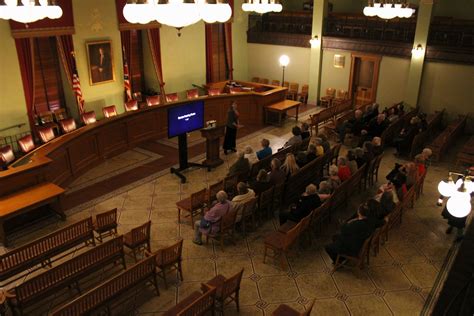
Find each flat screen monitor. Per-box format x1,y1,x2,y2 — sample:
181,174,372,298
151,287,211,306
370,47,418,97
167,100,205,138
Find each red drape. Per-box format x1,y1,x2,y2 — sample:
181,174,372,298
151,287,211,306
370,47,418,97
55,35,75,86
120,30,133,98
146,28,165,97
224,23,233,80
205,24,214,83
15,38,36,131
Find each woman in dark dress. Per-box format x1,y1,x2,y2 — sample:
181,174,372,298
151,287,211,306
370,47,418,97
223,101,239,154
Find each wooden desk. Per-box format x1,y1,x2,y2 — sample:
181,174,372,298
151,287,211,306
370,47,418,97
0,182,65,246
264,100,301,126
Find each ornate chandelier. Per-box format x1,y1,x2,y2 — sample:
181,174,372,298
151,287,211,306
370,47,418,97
363,1,414,19
0,0,63,24
438,172,474,218
123,0,232,31
242,0,282,14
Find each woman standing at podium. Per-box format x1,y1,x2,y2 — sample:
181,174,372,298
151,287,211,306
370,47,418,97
223,101,240,155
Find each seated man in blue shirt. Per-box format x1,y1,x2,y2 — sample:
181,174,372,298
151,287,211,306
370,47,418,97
256,138,272,160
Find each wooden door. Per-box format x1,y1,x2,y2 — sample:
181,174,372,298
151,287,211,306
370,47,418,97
348,53,381,107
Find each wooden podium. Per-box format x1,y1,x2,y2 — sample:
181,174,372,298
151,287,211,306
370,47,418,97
200,125,225,168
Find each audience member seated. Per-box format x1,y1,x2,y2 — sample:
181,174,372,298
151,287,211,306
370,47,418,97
337,157,352,182
418,113,428,132
318,180,332,200
306,144,318,163
318,133,331,154
313,138,325,156
338,109,364,143
393,116,420,155
354,147,365,168
244,145,258,165
421,148,433,167
328,165,342,191
363,141,375,163
249,169,272,195
414,154,426,177
281,153,300,178
300,122,310,140
346,150,358,175
232,182,256,223
227,152,250,177
284,126,303,147
279,184,321,225
362,103,379,123
384,107,399,123
256,138,272,160
379,191,396,218
372,137,383,156
268,158,286,185
359,114,388,146
404,162,418,188
325,204,381,264
193,191,231,245
296,151,307,168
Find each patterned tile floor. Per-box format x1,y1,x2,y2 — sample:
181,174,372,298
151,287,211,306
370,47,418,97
1,115,466,315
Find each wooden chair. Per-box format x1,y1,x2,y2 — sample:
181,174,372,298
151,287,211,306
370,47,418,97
132,91,143,102
102,105,117,118
18,134,35,154
186,88,199,99
271,79,280,86
146,95,161,106
207,180,224,205
205,209,238,251
260,78,269,84
371,154,384,185
151,239,184,289
53,108,67,121
241,197,258,236
370,226,384,257
251,77,260,83
164,286,216,316
258,185,274,222
278,211,313,246
263,222,301,270
59,118,77,134
123,221,151,262
93,208,118,242
333,89,349,106
272,183,285,213
332,234,373,273
202,269,244,314
208,88,221,96
286,82,299,100
298,84,309,104
0,145,15,167
166,93,179,102
283,81,289,88
38,111,59,134
81,110,97,125
272,300,315,316
37,126,56,144
320,87,335,107
176,188,207,227
124,100,139,112
224,174,239,198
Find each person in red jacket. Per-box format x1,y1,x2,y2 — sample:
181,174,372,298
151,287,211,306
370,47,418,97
337,157,352,182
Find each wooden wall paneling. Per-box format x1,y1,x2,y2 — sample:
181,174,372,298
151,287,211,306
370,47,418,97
97,121,128,159
45,148,72,184
154,108,168,139
67,134,101,176
0,168,46,197
126,112,158,145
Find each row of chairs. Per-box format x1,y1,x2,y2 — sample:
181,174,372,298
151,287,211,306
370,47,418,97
320,87,350,108
251,77,309,104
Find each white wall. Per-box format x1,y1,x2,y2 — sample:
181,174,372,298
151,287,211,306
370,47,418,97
247,43,310,87
376,56,411,107
320,49,351,95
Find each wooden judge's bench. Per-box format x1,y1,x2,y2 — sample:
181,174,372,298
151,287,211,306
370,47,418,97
0,81,287,224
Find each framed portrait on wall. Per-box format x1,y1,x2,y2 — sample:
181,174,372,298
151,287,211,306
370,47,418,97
86,40,115,85
334,54,345,68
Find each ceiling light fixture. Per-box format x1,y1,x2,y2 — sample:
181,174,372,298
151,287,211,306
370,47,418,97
0,0,63,24
363,0,414,20
242,0,282,14
437,172,473,218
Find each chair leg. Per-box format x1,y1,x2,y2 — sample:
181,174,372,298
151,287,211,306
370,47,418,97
235,290,240,312
178,261,184,281
162,268,168,289
178,208,181,224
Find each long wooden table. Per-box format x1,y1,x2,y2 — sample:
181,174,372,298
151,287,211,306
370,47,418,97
0,182,65,246
264,99,301,126
0,81,286,201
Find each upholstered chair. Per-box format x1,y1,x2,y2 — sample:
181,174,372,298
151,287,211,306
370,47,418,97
102,105,118,118
81,111,97,125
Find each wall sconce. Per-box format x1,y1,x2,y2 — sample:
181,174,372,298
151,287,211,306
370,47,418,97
411,44,424,58
309,35,320,47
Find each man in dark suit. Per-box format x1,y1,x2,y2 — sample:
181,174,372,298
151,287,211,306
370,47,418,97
325,204,382,263
94,46,112,82
279,184,322,225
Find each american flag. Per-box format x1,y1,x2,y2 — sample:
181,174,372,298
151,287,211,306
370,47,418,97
72,53,85,114
123,49,132,102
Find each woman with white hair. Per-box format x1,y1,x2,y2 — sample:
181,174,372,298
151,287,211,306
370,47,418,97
328,164,341,190
244,145,258,165
193,190,231,245
279,184,322,225
372,137,383,156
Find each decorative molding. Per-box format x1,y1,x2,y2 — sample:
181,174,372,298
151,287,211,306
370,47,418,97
247,31,311,47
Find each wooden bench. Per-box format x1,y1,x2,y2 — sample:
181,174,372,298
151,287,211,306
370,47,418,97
409,109,444,158
428,115,467,162
381,108,418,146
7,236,126,315
164,286,216,316
51,255,159,316
265,100,301,126
0,217,95,284
0,182,65,246
309,106,336,135
456,136,474,166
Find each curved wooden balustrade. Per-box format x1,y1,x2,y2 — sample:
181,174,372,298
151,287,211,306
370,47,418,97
0,81,286,198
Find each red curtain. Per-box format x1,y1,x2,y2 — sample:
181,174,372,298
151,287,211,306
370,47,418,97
15,38,36,131
120,30,132,96
55,35,75,86
224,23,233,80
205,24,214,83
146,28,165,96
